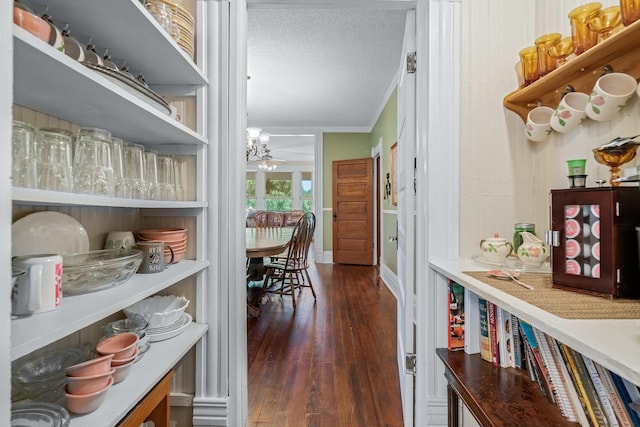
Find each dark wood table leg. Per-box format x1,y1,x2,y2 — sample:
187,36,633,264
448,384,459,427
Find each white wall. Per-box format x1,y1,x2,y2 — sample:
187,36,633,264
459,0,640,257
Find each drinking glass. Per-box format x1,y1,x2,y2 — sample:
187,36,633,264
157,154,177,201
620,0,640,25
588,6,622,41
111,137,127,198
122,143,146,199
144,150,160,200
518,46,539,86
73,127,115,196
568,3,602,55
11,120,38,188
535,33,562,77
36,128,73,192
173,156,187,201
548,37,574,66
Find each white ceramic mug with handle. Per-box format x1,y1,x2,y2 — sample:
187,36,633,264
550,92,589,133
12,254,63,315
586,72,638,121
525,106,554,142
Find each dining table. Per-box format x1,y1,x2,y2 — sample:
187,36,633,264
245,227,293,317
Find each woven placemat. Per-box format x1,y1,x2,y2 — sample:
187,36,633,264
463,271,640,319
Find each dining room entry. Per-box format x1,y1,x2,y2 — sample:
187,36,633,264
332,158,374,265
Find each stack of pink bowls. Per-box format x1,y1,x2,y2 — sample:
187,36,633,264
64,354,115,414
137,228,188,264
96,332,139,385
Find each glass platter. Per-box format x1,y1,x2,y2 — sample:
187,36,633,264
472,254,552,273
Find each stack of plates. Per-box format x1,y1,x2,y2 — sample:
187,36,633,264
155,0,195,59
146,313,192,342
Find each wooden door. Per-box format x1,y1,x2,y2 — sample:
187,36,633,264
332,158,373,265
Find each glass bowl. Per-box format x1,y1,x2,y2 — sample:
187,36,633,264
62,249,144,295
123,295,190,328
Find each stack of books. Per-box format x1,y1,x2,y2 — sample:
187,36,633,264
466,297,640,427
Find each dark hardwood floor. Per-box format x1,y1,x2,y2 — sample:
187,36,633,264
247,263,404,427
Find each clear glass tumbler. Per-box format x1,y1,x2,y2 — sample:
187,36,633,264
111,137,127,198
36,128,73,192
157,154,177,201
144,150,160,200
11,120,38,188
173,156,187,201
73,127,115,196
122,143,147,199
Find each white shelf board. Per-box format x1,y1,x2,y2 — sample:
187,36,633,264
11,260,209,360
69,322,207,427
12,187,207,209
44,0,206,85
13,26,207,146
430,258,640,387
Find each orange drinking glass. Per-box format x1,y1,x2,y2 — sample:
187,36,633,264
548,37,574,66
519,46,539,86
535,33,562,76
568,3,602,54
588,6,622,41
620,0,640,25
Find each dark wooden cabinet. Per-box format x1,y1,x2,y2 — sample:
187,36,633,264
550,187,640,298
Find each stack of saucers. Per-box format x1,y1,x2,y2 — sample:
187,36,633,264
124,295,191,342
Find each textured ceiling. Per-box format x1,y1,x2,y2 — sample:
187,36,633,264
247,8,407,132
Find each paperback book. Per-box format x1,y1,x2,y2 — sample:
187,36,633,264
448,280,465,351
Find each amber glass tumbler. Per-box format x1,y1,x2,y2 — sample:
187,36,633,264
568,3,602,54
535,33,562,76
519,46,539,86
620,0,640,25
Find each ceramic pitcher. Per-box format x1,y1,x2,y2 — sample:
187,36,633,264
517,231,548,268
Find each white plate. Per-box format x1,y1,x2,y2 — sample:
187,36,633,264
12,212,90,257
147,313,192,342
146,312,190,334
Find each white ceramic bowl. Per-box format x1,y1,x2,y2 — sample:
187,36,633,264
124,295,190,328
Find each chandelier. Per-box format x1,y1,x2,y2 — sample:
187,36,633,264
246,127,286,170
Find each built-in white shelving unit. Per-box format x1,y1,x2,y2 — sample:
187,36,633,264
9,0,212,424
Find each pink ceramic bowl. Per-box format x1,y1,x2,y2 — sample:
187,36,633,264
66,368,115,395
138,228,187,241
65,354,114,378
96,332,139,360
111,346,139,366
65,376,113,414
112,359,135,384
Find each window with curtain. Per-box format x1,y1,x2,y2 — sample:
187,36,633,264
265,171,293,211
301,171,313,212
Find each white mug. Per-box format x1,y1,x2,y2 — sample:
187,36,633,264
525,106,554,142
12,254,63,315
550,92,589,133
586,72,638,122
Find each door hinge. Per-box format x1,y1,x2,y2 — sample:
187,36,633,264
406,52,417,74
405,353,416,375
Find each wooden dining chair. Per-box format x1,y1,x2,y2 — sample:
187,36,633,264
262,212,316,309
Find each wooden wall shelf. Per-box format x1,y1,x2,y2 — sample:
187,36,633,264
503,20,640,123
